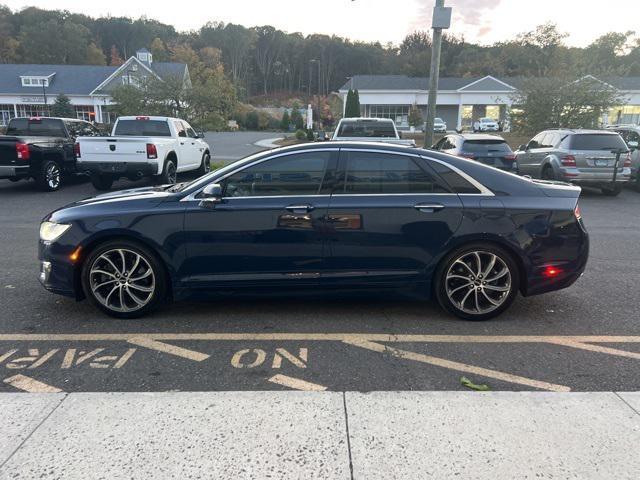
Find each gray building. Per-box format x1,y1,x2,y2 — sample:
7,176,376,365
338,75,640,130
0,49,190,125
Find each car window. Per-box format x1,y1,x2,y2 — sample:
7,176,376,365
624,131,639,144
6,118,66,137
433,138,447,150
527,133,544,149
569,134,627,151
339,152,449,194
174,121,187,138
337,120,396,138
114,120,171,137
429,161,482,194
538,133,554,148
223,152,331,197
462,139,512,153
443,137,457,150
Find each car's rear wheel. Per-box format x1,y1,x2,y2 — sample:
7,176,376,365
81,240,167,319
601,185,622,196
91,174,114,191
155,158,177,185
541,165,555,181
435,243,519,321
36,159,62,191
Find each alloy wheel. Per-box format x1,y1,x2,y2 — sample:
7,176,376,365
46,163,61,189
167,162,177,183
89,248,156,313
445,250,512,315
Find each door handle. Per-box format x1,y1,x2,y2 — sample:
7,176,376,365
414,203,445,213
286,204,315,213
180,142,185,145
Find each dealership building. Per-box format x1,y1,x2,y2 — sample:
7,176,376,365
0,49,189,126
338,74,640,130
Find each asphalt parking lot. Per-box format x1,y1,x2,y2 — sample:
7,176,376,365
1,153,639,394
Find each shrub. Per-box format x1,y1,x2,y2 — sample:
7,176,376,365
245,111,259,130
280,110,291,131
295,129,306,140
306,129,315,141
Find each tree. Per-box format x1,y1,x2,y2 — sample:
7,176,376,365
85,42,106,65
50,94,74,118
408,104,423,128
344,89,361,118
110,84,148,117
280,110,290,131
510,76,625,133
290,103,304,130
150,37,168,62
109,45,124,66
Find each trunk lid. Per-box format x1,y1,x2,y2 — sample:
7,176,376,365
78,137,149,162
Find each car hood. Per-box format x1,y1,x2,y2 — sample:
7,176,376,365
44,185,175,223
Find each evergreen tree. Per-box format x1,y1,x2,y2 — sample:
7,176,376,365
290,103,304,130
408,104,423,128
345,89,361,118
50,94,74,118
280,110,291,131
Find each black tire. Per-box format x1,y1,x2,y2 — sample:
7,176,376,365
155,158,177,185
196,152,211,176
8,177,20,183
91,174,114,191
541,165,555,181
434,243,520,321
35,159,63,191
81,239,168,319
601,185,622,196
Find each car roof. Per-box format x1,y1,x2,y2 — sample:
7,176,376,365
11,116,87,122
338,117,394,123
450,133,506,141
543,128,620,135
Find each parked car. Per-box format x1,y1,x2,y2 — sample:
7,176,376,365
331,118,416,146
75,116,211,190
433,117,447,133
606,124,640,190
38,142,588,321
473,117,499,133
514,129,631,196
0,116,101,191
432,134,518,173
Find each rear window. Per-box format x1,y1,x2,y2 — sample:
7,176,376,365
114,119,171,137
337,120,397,138
462,140,511,153
6,118,66,137
569,134,627,151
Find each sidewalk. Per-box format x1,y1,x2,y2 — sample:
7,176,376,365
1,391,639,479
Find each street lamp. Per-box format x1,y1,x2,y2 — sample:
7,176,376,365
423,1,452,148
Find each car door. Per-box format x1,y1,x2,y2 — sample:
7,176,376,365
184,122,205,168
181,149,338,289
517,133,543,176
322,148,464,287
173,120,191,171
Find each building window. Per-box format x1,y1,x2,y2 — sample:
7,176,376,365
368,105,410,127
0,104,15,126
17,104,50,117
608,105,640,125
21,77,50,87
75,105,95,122
122,75,141,87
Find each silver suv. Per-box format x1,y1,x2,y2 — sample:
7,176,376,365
607,124,640,190
515,129,631,196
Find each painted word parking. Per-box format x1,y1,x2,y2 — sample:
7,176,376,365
2,334,639,393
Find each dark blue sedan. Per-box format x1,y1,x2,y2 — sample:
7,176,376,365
38,142,589,321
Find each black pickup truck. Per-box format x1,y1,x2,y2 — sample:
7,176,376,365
0,117,102,191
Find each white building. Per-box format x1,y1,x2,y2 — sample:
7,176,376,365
338,74,640,130
0,49,190,126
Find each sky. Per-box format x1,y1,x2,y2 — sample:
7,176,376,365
3,0,638,47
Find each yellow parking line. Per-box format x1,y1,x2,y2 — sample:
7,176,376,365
344,339,571,393
0,333,639,343
3,374,63,393
268,374,327,391
127,338,210,362
546,339,640,360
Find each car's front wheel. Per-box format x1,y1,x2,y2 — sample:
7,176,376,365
81,240,167,319
435,244,519,321
196,152,211,176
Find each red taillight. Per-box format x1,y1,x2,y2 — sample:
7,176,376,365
623,153,631,168
561,155,576,167
146,143,158,159
460,153,475,159
16,142,30,160
74,142,81,158
574,204,582,220
504,154,517,162
542,265,563,278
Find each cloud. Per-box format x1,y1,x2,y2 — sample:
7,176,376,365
408,0,503,37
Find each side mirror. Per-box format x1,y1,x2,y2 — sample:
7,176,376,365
200,183,223,208
398,131,403,139
196,131,206,139
628,140,638,150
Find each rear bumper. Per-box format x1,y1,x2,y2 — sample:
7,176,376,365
0,165,29,179
77,160,159,177
560,167,631,186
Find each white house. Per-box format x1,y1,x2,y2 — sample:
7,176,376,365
338,74,640,130
0,49,190,126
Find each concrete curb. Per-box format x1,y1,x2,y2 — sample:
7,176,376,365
253,137,284,149
1,391,638,479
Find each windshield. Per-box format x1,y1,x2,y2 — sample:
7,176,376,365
569,134,627,151
462,139,512,153
480,118,495,123
337,120,397,138
6,118,66,137
435,118,444,123
114,119,172,137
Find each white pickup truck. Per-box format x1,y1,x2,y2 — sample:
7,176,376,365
331,118,416,146
76,116,211,190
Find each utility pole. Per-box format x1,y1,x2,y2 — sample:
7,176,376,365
423,0,452,148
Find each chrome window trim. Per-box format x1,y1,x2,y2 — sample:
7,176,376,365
180,148,340,202
420,154,495,196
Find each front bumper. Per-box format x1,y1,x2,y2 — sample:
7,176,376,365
38,239,79,298
77,160,159,178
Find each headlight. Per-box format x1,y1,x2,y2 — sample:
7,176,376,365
40,222,71,242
